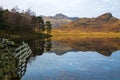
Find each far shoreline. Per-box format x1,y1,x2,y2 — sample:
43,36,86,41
52,29,120,40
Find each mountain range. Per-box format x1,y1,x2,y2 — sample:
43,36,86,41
42,13,79,27
42,13,120,32
60,13,120,32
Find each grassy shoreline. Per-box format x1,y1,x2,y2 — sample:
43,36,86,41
0,32,52,40
52,29,120,40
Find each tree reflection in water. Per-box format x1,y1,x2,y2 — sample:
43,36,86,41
1,37,120,80
0,37,52,80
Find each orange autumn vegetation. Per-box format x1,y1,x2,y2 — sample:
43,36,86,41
52,29,120,40
51,13,120,40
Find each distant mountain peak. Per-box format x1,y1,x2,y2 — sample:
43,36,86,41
54,13,69,19
96,12,113,21
60,12,120,32
101,12,112,16
42,13,79,27
55,13,67,16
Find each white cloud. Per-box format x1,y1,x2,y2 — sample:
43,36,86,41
0,0,120,18
103,0,111,2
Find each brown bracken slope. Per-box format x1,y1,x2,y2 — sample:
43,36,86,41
60,13,120,32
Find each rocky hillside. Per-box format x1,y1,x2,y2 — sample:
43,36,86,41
60,13,120,32
42,13,79,27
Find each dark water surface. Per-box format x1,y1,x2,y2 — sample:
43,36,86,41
0,37,120,80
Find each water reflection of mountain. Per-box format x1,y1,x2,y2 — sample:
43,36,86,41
55,38,120,56
1,37,120,79
51,41,73,55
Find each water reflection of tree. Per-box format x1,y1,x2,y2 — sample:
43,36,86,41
0,37,52,80
0,51,19,80
28,39,45,56
28,37,52,56
45,38,52,52
0,41,31,80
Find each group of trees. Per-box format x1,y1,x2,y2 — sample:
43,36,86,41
0,7,52,35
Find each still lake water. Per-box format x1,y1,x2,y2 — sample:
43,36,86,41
0,37,120,80
22,51,120,80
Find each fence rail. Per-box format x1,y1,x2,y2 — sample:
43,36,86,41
13,42,32,60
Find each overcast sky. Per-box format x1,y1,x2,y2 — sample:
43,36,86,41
0,0,120,18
